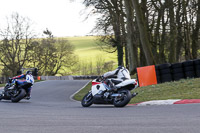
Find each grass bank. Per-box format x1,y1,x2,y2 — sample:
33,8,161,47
73,78,200,104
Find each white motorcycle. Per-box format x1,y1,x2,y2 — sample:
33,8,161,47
81,76,138,107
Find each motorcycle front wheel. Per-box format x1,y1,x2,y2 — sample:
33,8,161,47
113,90,132,107
11,89,26,103
0,94,3,101
81,92,93,107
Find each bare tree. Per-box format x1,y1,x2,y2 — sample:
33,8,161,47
30,29,77,76
0,12,36,76
83,0,126,66
82,0,200,70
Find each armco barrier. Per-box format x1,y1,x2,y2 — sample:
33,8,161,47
0,75,98,83
40,76,73,80
73,75,98,80
0,77,7,84
39,75,98,80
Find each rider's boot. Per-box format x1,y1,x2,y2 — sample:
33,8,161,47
108,82,117,92
25,94,31,100
132,92,138,97
25,87,32,100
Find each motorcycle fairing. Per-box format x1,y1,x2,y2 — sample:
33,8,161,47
91,83,107,96
116,79,138,89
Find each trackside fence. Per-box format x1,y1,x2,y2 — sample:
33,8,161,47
39,75,98,80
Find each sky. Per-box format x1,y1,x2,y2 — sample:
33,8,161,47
0,0,96,37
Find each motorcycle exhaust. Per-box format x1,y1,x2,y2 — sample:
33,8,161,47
111,94,123,98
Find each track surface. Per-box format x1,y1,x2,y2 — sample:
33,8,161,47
0,80,200,133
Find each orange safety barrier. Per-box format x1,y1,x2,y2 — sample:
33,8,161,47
37,76,41,80
137,65,157,87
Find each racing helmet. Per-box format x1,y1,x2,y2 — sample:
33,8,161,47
117,66,124,69
26,70,32,75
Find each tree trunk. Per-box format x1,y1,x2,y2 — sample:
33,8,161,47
176,0,183,62
108,0,124,66
159,5,167,64
112,12,124,66
124,0,138,74
132,0,155,65
183,0,192,60
168,0,177,63
192,0,200,59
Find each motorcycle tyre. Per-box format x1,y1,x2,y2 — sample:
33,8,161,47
0,94,3,101
81,92,93,107
113,90,132,107
11,89,26,103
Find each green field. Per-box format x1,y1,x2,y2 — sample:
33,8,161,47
0,36,118,77
66,36,118,63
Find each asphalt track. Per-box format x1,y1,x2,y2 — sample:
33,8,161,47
0,80,200,133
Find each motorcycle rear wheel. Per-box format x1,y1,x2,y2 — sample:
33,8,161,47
11,89,26,103
81,92,93,107
113,90,132,107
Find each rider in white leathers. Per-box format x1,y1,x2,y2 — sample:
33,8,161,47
103,66,131,91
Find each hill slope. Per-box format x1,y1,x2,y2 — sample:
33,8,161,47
66,36,117,63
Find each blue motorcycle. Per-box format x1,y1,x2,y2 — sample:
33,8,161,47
0,78,32,102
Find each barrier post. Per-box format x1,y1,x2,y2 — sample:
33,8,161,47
37,76,41,80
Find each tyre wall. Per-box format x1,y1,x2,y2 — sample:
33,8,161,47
157,63,173,83
156,59,200,83
194,59,200,78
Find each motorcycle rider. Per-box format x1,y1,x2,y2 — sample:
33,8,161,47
12,70,34,100
102,66,131,92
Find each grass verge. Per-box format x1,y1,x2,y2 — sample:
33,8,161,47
73,78,200,104
0,84,4,87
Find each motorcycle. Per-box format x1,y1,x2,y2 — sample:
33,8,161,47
0,78,32,102
81,76,138,107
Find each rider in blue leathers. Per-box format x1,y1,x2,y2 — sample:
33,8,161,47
12,71,34,100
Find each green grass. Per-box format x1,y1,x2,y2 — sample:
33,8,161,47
0,84,4,87
67,36,97,50
73,78,200,104
57,36,118,75
66,36,117,63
